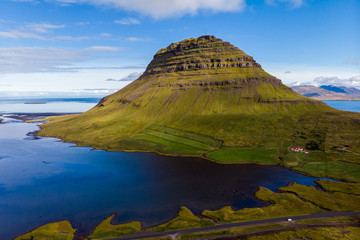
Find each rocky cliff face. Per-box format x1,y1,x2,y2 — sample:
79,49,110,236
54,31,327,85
141,35,281,86
145,35,262,74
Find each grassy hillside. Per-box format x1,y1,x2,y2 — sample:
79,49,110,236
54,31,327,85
38,36,360,182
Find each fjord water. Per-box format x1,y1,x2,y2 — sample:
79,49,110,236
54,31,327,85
323,100,360,113
0,98,100,113
0,99,356,239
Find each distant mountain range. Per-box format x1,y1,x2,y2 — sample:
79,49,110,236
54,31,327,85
292,85,360,100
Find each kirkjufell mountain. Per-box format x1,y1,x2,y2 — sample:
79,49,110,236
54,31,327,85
39,36,360,159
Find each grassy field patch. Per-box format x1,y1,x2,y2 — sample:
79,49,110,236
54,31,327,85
279,183,360,211
206,148,279,164
14,220,76,240
130,134,206,156
293,161,360,182
87,213,141,240
202,186,321,223
316,179,360,195
151,206,214,232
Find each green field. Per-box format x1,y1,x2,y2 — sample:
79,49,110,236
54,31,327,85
151,206,214,232
202,186,321,223
316,179,360,195
279,183,360,211
87,213,141,240
206,148,278,164
293,161,360,182
14,221,76,240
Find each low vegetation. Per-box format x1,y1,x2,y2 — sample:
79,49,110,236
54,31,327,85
87,213,141,240
316,179,360,195
206,147,279,164
14,220,76,240
202,186,321,223
151,206,214,232
279,183,360,211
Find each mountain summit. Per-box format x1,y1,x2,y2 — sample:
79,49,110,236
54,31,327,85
94,35,317,117
39,36,359,158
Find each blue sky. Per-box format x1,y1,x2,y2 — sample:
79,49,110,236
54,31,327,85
0,0,359,97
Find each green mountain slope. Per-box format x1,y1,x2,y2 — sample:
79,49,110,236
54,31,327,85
39,36,360,180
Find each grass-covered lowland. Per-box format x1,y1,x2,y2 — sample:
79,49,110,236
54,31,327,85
14,220,76,240
30,36,360,239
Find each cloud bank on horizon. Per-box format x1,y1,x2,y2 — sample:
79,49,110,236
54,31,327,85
298,76,360,89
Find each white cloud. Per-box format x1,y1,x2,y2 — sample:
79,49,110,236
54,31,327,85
48,0,246,19
115,17,141,25
75,21,90,26
125,37,150,42
0,21,93,41
27,23,66,33
0,30,46,40
73,88,119,94
119,72,142,81
53,35,92,41
305,76,360,88
85,46,123,52
265,0,305,8
0,46,123,73
0,29,93,41
11,0,40,2
105,72,142,82
101,32,112,37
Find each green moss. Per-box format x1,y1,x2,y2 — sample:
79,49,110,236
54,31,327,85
279,183,360,211
14,220,76,240
206,148,278,164
88,213,141,240
316,179,360,195
151,206,214,232
202,186,321,223
293,161,360,182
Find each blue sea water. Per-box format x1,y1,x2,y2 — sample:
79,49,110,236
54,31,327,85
0,98,100,113
323,100,360,113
